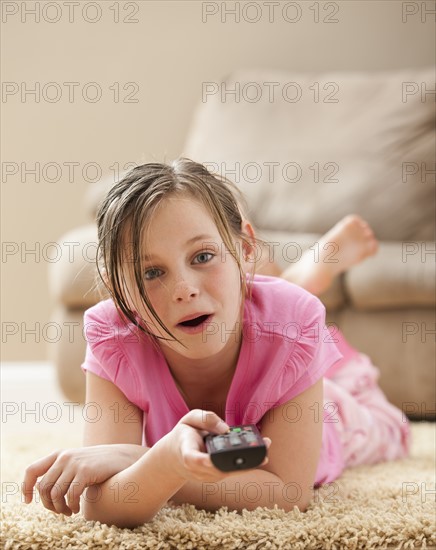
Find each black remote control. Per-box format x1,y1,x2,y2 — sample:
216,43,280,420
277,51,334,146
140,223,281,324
203,424,267,472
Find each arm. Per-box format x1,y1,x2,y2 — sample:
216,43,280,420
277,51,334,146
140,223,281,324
81,361,242,526
25,370,182,525
82,371,145,448
82,407,246,528
170,378,324,513
23,372,149,516
83,436,187,527
81,371,156,524
29,367,260,527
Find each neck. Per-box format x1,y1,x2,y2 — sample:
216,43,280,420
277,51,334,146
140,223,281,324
160,332,243,400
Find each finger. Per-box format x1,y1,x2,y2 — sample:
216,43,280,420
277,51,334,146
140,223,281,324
261,437,271,466
263,437,272,449
37,465,65,514
180,409,230,434
178,435,223,479
65,478,86,515
182,452,219,481
55,476,84,516
179,439,244,480
179,433,209,468
22,451,62,504
50,472,79,516
185,448,211,469
36,481,56,513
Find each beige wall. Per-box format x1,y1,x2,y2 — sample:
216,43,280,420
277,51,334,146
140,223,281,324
1,0,435,361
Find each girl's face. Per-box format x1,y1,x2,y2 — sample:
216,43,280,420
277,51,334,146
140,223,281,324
123,195,249,361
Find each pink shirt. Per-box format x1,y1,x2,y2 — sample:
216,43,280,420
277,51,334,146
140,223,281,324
81,275,347,486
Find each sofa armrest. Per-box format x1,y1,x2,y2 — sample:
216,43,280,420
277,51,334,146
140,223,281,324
48,224,106,309
345,242,436,310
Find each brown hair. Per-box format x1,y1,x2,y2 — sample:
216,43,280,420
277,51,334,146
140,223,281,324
95,157,256,345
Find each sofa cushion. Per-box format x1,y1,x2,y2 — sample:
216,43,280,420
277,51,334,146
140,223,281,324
183,67,435,241
326,308,436,413
345,242,436,310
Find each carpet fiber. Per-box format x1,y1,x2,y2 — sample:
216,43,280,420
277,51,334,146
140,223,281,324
1,422,435,549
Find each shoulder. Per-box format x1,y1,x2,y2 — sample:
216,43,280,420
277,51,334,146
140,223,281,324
83,299,142,365
242,275,342,406
84,299,136,341
84,298,124,327
82,300,153,405
247,274,326,327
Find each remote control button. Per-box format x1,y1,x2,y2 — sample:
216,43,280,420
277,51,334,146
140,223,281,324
229,435,241,446
213,438,226,450
234,457,245,466
244,433,257,443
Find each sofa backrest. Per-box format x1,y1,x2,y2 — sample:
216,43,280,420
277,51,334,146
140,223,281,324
183,67,435,241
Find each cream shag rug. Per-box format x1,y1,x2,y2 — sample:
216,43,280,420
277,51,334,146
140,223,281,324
1,422,435,550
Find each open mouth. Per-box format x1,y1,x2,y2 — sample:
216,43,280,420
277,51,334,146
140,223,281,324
178,314,210,327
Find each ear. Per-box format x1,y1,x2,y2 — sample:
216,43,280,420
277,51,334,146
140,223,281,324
99,266,110,287
240,217,257,261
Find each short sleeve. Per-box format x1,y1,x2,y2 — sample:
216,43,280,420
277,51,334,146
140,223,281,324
273,296,343,406
80,300,133,387
81,340,113,382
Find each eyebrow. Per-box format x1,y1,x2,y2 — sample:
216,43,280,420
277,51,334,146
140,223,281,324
139,234,216,262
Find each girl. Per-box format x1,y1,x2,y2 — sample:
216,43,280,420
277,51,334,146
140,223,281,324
22,159,410,528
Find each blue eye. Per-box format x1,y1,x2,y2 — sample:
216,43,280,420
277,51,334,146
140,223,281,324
194,252,214,264
144,268,162,281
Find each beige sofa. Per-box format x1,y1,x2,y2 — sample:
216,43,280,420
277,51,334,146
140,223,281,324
49,67,435,419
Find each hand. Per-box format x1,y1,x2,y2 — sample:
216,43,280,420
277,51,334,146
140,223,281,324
160,409,271,483
22,444,144,516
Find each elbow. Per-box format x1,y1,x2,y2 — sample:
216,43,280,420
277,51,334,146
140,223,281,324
295,499,310,513
284,495,312,513
81,486,110,525
274,487,312,514
82,489,156,528
82,500,111,526
82,505,100,524
278,478,313,513
82,503,155,528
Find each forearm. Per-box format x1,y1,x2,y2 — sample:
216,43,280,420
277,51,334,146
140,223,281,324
110,443,149,461
170,468,309,513
82,439,186,528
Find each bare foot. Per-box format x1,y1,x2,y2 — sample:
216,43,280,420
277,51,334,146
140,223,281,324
281,215,379,296
318,214,379,278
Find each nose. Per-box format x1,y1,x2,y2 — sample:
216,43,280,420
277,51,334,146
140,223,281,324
172,279,199,302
